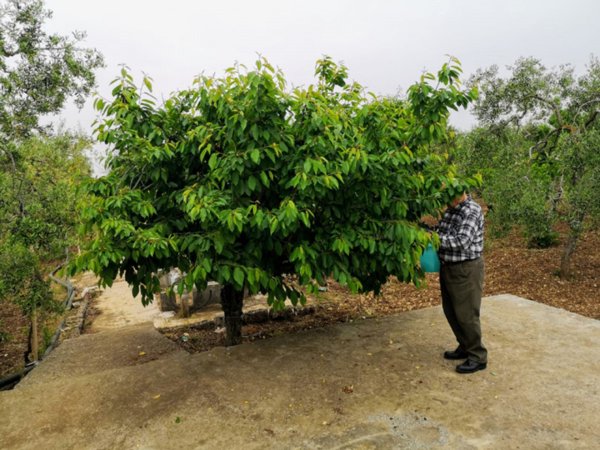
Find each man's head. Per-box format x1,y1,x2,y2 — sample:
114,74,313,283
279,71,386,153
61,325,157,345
449,191,468,208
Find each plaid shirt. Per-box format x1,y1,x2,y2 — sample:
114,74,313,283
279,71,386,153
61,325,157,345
438,196,484,262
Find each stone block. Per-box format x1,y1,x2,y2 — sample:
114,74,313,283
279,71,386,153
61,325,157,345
155,291,177,312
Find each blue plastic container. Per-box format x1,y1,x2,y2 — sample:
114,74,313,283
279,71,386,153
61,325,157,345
420,244,440,273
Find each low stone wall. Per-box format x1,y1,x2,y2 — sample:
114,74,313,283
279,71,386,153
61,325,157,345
60,286,98,341
156,304,317,333
154,269,222,315
155,283,222,313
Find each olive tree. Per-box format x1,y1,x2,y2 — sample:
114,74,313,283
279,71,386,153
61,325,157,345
0,0,104,139
0,134,92,359
74,57,478,345
457,126,559,246
469,57,600,277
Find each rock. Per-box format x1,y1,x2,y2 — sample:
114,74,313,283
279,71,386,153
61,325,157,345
156,292,178,312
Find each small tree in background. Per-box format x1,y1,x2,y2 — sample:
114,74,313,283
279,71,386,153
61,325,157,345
1,135,93,257
468,57,600,277
0,135,92,359
74,57,479,345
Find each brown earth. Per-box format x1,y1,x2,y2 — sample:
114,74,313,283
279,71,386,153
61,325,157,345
163,229,600,353
0,272,78,379
0,301,29,378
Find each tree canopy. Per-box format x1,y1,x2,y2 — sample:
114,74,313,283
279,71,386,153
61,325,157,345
74,56,479,344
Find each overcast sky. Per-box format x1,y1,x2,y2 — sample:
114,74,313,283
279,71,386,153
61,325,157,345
45,0,599,135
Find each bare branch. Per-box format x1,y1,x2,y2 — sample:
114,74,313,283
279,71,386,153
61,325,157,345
575,98,600,117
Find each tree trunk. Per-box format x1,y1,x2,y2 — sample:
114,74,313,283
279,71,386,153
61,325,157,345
180,290,190,318
559,214,585,279
221,283,244,346
30,308,39,362
560,233,579,279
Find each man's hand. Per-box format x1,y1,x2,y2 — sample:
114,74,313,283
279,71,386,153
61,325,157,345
418,221,438,232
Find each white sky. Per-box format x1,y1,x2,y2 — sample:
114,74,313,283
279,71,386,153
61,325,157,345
45,0,599,136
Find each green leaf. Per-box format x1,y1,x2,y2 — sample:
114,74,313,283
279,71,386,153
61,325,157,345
269,217,278,234
221,266,231,282
248,176,257,191
214,236,225,254
251,124,259,141
208,153,218,170
201,258,212,273
143,77,153,92
300,212,311,228
260,171,270,187
303,159,312,173
94,98,105,111
233,267,245,288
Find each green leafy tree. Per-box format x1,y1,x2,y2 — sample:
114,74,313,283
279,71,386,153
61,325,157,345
74,57,478,345
0,240,60,338
468,57,600,277
0,0,103,250
0,134,92,358
0,135,92,256
0,0,102,354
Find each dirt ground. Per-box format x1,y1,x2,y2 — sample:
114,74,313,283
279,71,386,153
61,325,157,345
0,301,29,378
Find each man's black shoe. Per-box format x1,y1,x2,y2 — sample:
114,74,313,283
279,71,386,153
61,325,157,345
456,360,487,374
443,348,468,360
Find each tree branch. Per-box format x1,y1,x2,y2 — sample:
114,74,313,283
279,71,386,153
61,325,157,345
583,110,599,130
527,127,561,158
575,98,600,117
532,95,564,128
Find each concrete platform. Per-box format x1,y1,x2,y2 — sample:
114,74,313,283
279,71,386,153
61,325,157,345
0,294,598,449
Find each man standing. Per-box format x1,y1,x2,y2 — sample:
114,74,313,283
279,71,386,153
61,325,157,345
437,191,487,373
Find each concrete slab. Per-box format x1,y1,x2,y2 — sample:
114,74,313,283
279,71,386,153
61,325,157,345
1,294,599,449
17,323,183,388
